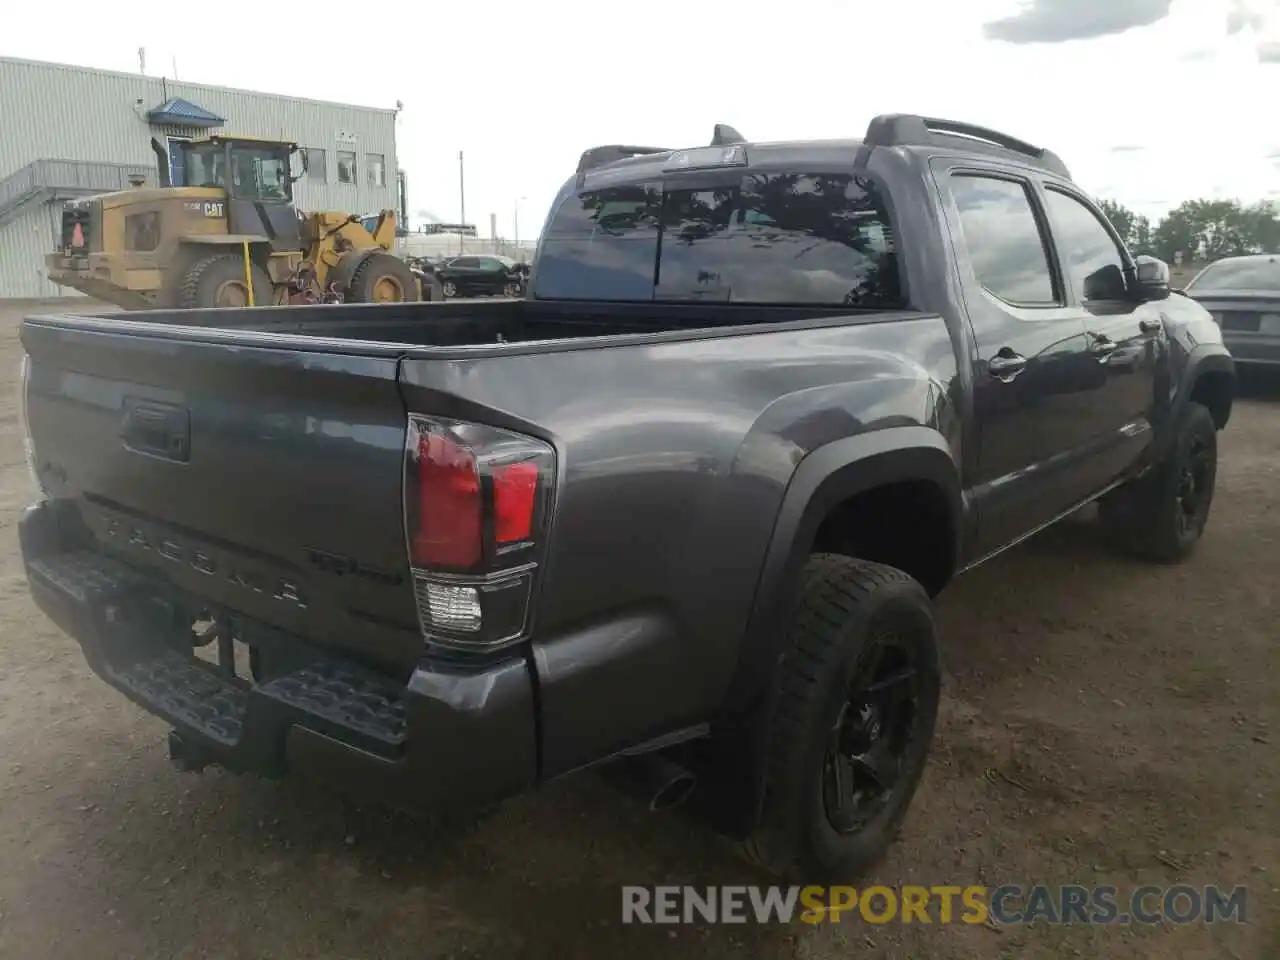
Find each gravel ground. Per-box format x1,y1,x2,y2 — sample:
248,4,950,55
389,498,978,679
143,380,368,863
0,301,1274,959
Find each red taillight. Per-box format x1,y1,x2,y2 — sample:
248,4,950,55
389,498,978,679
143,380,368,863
411,431,482,569
404,416,555,652
493,462,538,544
71,223,84,248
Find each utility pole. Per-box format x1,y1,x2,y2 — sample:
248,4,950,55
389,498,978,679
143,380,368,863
458,150,466,255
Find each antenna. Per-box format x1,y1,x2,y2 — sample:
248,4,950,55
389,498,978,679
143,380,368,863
138,46,146,75
711,124,745,146
172,54,178,80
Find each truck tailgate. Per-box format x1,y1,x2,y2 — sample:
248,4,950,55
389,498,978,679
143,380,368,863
21,317,421,674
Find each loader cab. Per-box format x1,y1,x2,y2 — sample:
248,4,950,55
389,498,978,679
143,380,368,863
180,136,303,251
182,136,296,204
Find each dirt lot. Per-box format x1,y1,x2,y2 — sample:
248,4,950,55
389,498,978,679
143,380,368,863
0,301,1274,959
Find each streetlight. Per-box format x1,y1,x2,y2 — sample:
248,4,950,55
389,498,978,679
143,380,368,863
514,196,527,252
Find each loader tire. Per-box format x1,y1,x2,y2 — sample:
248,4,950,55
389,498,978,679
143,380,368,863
178,254,272,309
346,253,420,303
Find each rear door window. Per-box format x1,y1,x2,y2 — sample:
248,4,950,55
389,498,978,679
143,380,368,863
950,175,1059,305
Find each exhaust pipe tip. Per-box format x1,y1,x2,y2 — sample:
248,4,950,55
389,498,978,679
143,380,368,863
648,768,697,813
599,751,698,813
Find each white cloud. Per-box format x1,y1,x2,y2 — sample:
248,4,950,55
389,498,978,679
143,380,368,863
1,0,1276,237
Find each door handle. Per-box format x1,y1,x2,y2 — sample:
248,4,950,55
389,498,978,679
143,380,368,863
1089,334,1117,360
1139,318,1162,334
987,352,1028,382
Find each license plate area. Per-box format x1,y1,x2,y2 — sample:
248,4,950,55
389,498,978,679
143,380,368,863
191,612,255,680
1219,311,1260,332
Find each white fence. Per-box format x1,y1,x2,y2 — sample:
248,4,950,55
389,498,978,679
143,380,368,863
396,233,537,262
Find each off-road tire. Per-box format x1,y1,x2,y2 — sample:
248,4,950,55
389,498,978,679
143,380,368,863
736,554,941,883
1099,401,1218,563
178,254,272,309
346,253,420,303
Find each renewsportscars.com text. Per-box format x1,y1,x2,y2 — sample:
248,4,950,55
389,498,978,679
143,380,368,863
621,884,1249,926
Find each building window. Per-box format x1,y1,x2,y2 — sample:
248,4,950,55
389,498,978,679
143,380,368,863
367,153,386,187
337,151,357,184
304,148,327,182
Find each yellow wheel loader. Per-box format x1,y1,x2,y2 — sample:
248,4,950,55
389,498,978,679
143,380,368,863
44,135,440,309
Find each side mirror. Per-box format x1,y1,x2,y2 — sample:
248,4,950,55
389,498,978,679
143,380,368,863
1132,255,1171,301
1083,263,1127,301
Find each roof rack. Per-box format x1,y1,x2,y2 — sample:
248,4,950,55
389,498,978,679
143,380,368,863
863,113,1070,180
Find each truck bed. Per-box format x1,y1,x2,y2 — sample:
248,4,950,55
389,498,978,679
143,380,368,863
20,297,950,698
69,298,913,350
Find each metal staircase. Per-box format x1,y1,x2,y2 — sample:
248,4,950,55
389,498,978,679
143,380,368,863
0,159,155,229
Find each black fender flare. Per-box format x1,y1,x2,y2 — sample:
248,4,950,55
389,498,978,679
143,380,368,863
702,426,963,839
1153,344,1235,458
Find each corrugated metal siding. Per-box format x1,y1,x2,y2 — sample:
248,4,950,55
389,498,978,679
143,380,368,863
0,56,398,298
0,202,84,299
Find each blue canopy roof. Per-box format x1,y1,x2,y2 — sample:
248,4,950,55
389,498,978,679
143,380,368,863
146,97,225,128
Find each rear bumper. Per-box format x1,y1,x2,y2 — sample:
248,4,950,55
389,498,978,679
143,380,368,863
1221,332,1280,366
19,499,538,813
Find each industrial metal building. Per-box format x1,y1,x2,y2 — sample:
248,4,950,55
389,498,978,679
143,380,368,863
0,55,402,299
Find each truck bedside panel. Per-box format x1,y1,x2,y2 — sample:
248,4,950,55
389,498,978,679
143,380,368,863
399,312,958,773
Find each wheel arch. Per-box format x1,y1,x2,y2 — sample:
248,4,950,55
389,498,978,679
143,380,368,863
161,240,271,307
1144,344,1235,463
1185,351,1234,430
694,426,963,839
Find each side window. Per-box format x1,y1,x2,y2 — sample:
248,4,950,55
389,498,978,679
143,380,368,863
1043,188,1128,302
452,257,476,268
658,173,903,306
951,175,1058,306
534,183,661,301
125,212,160,252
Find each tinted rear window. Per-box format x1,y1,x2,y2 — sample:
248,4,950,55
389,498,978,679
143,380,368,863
534,173,902,307
534,184,661,301
1187,257,1280,293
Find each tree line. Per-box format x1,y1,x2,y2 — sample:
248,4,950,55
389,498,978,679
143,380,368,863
1097,198,1280,265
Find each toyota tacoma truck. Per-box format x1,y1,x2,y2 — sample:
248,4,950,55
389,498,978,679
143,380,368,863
18,114,1235,883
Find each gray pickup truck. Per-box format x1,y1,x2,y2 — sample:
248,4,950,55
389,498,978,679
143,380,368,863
18,114,1234,883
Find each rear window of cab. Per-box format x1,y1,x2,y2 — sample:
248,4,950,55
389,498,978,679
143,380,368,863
533,173,903,308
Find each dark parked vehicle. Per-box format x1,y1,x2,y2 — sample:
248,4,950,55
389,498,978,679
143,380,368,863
1182,253,1280,368
434,254,527,298
18,114,1234,883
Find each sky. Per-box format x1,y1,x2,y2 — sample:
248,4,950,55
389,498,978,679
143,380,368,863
3,0,1278,240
